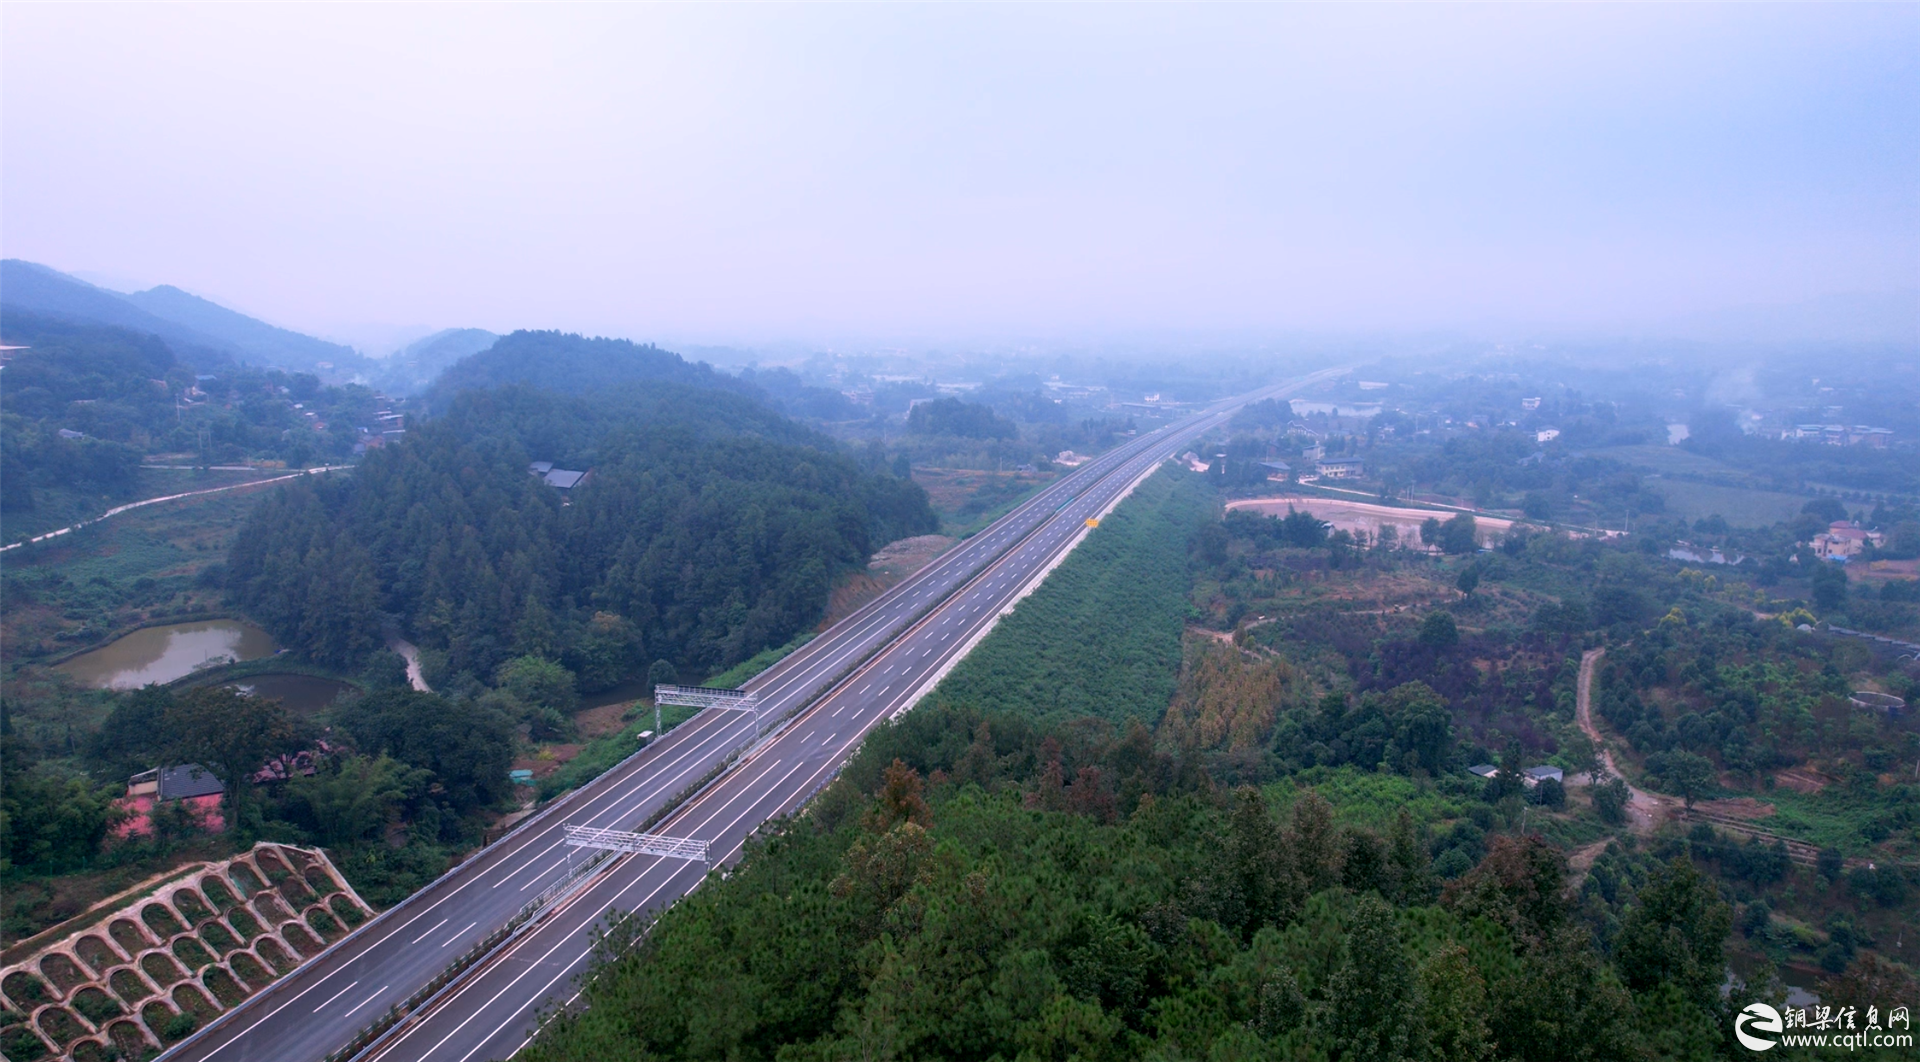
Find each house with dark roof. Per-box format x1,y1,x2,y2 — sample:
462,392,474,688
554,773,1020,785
529,461,589,489
115,765,225,837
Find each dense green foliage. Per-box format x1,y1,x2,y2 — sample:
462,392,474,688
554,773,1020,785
228,383,935,683
38,680,516,904
424,330,759,411
907,397,1018,440
0,738,124,875
519,651,1750,1062
1595,615,1918,843
331,689,515,820
930,467,1214,725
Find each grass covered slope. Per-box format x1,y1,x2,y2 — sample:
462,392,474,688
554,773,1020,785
929,465,1216,725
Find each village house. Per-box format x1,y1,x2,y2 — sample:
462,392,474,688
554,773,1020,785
115,765,225,837
529,461,590,489
1468,764,1564,787
1316,457,1365,480
1811,521,1884,561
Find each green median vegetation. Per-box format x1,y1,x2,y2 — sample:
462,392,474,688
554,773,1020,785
929,465,1215,726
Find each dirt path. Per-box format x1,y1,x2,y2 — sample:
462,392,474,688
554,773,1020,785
388,637,431,693
1567,837,1612,878
0,465,351,553
1576,647,1672,833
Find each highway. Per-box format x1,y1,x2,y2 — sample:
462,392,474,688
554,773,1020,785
164,369,1340,1062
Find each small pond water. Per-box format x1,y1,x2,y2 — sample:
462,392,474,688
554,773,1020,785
1289,399,1381,418
226,674,355,715
57,620,276,689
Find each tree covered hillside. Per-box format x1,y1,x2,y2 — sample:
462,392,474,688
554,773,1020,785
424,330,761,411
228,383,935,686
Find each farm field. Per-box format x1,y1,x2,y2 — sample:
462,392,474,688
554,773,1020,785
1590,443,1744,479
1645,478,1809,527
1228,494,1517,547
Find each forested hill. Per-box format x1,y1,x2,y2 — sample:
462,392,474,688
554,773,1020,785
228,383,935,685
423,330,760,411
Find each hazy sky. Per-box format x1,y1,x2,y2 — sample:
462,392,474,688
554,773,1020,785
3,3,1915,349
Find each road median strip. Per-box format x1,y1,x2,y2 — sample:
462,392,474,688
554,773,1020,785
322,849,618,1062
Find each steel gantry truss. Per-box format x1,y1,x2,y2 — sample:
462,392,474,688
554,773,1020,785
654,683,764,733
563,825,710,864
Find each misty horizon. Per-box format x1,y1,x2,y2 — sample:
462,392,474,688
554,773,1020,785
3,4,1917,351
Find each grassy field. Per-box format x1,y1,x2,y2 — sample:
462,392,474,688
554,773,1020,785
1,480,282,754
910,467,1055,537
2,466,283,544
1591,444,1742,478
1,482,266,672
1645,478,1809,527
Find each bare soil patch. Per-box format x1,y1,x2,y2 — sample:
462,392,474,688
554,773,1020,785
1695,797,1776,820
1228,495,1517,547
513,745,583,779
572,701,630,740
1774,768,1830,794
823,534,957,627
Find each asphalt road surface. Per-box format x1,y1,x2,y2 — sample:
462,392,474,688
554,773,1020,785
165,370,1340,1062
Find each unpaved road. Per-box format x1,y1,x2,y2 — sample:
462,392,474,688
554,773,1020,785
388,637,431,693
0,466,351,552
1575,647,1672,833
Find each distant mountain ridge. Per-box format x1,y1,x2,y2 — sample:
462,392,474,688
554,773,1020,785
0,259,363,374
121,283,359,368
0,259,236,366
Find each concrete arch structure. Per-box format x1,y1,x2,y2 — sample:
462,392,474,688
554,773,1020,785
0,843,369,1062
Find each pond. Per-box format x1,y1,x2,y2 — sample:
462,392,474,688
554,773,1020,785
226,674,356,715
57,620,277,689
1289,399,1381,418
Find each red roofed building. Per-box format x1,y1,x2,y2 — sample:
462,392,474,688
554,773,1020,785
1811,521,1884,561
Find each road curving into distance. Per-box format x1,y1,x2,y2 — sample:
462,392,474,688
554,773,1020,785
162,368,1345,1062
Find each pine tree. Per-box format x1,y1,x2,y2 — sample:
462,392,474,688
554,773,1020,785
1326,895,1422,1062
